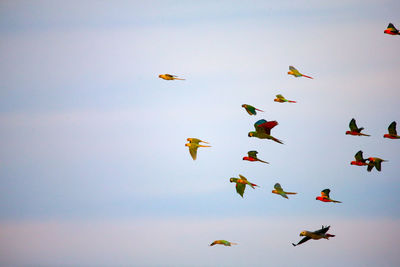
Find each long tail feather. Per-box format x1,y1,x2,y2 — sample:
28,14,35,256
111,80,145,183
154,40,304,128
285,192,297,195
198,145,211,148
302,74,313,79
332,200,342,203
288,100,296,103
230,242,238,245
257,159,269,164
271,136,284,144
255,108,264,112
173,78,186,80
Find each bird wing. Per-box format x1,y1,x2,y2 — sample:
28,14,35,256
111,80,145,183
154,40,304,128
289,66,301,75
367,163,374,172
165,74,176,78
189,145,198,160
247,151,258,158
236,183,246,197
238,174,247,181
321,189,330,198
274,183,283,191
276,94,285,100
388,23,397,30
292,236,311,246
314,225,330,235
388,121,397,135
375,160,382,171
349,118,358,131
254,119,278,135
354,150,365,162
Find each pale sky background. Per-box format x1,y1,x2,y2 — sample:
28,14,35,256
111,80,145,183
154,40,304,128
0,0,399,266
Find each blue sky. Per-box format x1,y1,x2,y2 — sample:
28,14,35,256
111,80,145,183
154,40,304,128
0,0,399,266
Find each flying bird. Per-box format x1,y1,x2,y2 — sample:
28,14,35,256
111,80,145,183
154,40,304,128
292,226,335,247
242,150,269,164
288,66,313,79
384,23,400,35
241,104,264,115
316,189,342,203
248,119,283,144
209,240,238,246
350,150,369,166
229,174,259,198
272,183,297,199
185,138,211,160
274,94,296,103
158,74,185,80
383,121,400,139
346,118,370,136
367,157,387,172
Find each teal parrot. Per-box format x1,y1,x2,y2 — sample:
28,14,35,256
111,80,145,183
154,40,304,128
248,119,283,144
229,174,259,197
241,104,264,115
272,183,297,199
209,240,238,246
185,138,211,160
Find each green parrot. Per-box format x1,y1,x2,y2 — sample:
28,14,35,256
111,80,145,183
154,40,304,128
272,183,297,199
241,104,264,115
274,94,296,103
185,138,211,160
287,66,313,79
367,157,387,172
209,240,238,246
248,119,283,144
229,174,259,197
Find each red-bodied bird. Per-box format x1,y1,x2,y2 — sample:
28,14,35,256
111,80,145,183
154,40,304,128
350,150,369,166
384,23,400,35
346,118,370,136
242,150,269,164
383,121,400,139
316,189,342,203
367,157,387,172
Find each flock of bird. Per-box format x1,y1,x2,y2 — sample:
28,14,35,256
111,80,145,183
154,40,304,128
158,23,399,248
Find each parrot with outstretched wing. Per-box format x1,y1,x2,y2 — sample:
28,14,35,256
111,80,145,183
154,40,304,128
248,119,283,144
346,118,370,136
242,150,269,164
229,174,259,198
350,150,369,166
241,104,264,115
367,157,387,172
384,23,400,35
384,121,400,139
209,240,238,246
185,138,211,160
272,183,297,199
316,189,342,203
288,66,313,79
292,225,335,247
274,94,296,103
158,74,185,80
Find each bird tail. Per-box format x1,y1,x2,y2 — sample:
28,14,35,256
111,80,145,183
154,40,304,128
255,108,264,112
326,234,335,239
302,74,313,79
230,242,238,245
271,136,284,144
198,145,211,148
332,200,342,203
257,159,269,164
359,133,370,136
250,183,259,188
288,100,297,103
173,78,185,80
285,192,297,195
292,243,297,247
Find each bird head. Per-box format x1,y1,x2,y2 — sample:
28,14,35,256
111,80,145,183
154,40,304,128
242,157,246,160
345,131,351,135
248,132,255,137
288,71,293,75
158,74,162,78
229,178,235,183
350,161,356,165
241,104,246,108
300,231,307,237
185,143,190,147
368,157,374,161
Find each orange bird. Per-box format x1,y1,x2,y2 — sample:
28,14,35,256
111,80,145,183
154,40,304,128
316,189,342,203
350,150,369,166
384,23,400,35
383,121,400,139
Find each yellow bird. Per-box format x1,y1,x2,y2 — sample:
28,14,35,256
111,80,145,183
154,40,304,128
158,74,185,80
